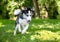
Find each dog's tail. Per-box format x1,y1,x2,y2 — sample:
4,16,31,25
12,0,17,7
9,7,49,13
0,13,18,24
14,9,21,16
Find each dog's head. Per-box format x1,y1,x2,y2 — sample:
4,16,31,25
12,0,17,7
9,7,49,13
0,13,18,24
14,7,33,23
22,7,33,23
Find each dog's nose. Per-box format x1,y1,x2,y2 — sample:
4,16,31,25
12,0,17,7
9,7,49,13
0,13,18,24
28,20,30,22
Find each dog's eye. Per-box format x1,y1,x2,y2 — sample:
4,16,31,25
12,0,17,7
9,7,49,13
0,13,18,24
27,15,28,16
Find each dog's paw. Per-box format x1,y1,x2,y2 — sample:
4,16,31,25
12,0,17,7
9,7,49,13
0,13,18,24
19,30,21,33
21,31,25,34
14,31,16,36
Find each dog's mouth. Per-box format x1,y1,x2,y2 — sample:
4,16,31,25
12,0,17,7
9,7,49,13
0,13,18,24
27,20,31,23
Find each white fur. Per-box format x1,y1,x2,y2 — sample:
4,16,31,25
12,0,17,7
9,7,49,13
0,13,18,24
14,10,32,35
14,18,29,35
14,9,21,15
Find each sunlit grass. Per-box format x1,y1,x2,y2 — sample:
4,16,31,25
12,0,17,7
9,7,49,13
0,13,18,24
6,30,13,33
0,19,60,42
0,22,5,27
30,30,60,40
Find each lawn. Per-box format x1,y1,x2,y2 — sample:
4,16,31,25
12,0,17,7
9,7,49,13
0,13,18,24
0,19,60,42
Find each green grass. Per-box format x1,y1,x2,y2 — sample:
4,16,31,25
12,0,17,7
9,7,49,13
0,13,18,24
0,19,60,42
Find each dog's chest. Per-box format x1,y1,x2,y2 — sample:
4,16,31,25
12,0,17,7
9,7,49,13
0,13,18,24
19,18,28,25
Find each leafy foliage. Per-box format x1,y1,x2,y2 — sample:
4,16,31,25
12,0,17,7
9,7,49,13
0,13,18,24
0,0,33,19
38,0,59,19
0,0,60,19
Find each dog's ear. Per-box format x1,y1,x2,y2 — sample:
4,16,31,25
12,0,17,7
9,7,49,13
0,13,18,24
26,7,34,12
30,7,35,16
31,7,35,12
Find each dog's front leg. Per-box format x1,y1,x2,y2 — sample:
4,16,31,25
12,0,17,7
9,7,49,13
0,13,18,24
17,24,21,32
14,23,21,35
21,24,29,34
14,24,18,35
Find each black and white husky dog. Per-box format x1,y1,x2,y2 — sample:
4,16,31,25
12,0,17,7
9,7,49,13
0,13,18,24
14,7,33,35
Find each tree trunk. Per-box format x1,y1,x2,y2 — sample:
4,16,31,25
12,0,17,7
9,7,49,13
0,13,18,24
32,0,40,18
45,3,49,18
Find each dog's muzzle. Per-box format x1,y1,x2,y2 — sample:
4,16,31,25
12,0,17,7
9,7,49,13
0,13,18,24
27,20,31,23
